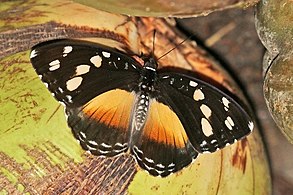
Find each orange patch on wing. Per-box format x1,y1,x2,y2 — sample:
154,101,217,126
142,101,188,148
82,89,135,129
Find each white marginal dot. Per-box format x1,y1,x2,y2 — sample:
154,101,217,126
66,76,83,91
248,121,254,131
86,145,97,151
167,163,175,168
49,59,60,71
115,143,128,147
156,164,165,168
189,80,198,87
145,157,154,164
80,131,86,139
30,49,37,58
200,104,212,118
90,55,102,68
102,51,111,58
101,143,112,148
97,149,110,154
76,65,90,75
88,140,98,146
211,139,217,144
57,87,64,93
200,140,207,147
193,89,205,101
63,46,73,57
66,95,73,103
201,118,213,137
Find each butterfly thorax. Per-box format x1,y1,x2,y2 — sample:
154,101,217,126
132,57,158,132
139,57,157,91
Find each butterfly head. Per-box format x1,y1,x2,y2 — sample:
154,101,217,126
143,56,158,72
138,57,158,91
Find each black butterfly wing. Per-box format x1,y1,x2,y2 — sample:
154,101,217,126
155,71,253,153
30,39,141,156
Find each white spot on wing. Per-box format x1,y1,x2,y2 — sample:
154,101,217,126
193,89,205,101
88,140,98,146
49,59,60,71
211,139,217,144
189,80,198,87
225,116,234,130
201,118,213,137
66,95,73,103
200,104,212,118
66,76,83,91
248,121,254,131
222,97,230,108
76,65,90,75
101,143,111,148
102,51,111,58
145,157,154,164
30,49,37,58
90,55,102,68
63,46,73,57
80,131,86,139
227,116,234,126
225,119,232,130
200,140,207,147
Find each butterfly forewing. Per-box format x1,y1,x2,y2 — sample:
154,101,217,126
30,39,141,107
156,72,253,153
30,39,142,156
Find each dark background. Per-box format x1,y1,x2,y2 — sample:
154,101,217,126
177,7,293,195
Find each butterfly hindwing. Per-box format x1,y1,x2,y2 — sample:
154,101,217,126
30,39,141,107
130,99,198,177
67,89,136,156
156,72,253,153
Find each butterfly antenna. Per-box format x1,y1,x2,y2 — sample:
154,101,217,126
152,30,156,58
157,35,193,61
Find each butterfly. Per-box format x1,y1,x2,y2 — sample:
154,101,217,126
30,38,253,177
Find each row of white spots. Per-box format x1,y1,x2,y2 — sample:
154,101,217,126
132,146,176,176
224,116,235,130
193,89,205,101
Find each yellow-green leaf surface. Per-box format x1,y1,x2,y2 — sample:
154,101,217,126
0,0,271,194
